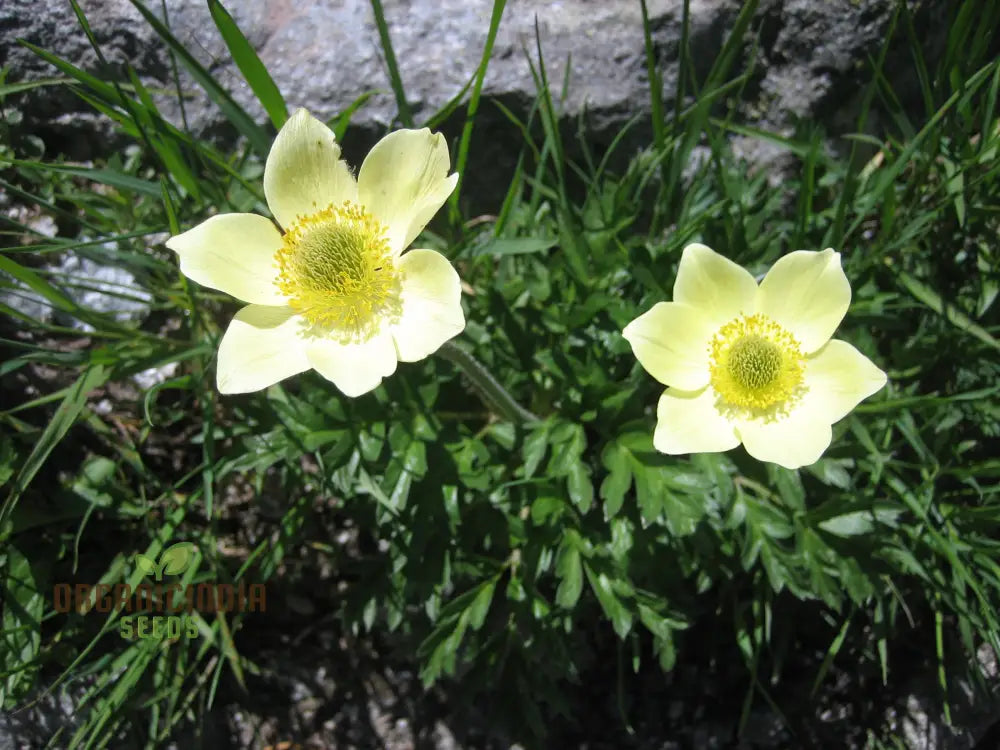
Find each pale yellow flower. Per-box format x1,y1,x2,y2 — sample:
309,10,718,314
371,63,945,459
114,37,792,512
166,108,464,396
623,244,887,470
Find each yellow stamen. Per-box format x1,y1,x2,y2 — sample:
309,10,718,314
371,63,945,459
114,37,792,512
275,202,402,343
709,313,805,414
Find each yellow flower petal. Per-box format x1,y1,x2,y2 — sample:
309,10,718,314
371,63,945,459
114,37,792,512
263,108,358,231
305,330,397,397
357,129,458,255
388,249,465,362
755,249,851,354
802,339,887,423
622,302,716,390
166,214,286,305
672,243,758,325
736,409,833,470
653,387,741,455
216,305,310,394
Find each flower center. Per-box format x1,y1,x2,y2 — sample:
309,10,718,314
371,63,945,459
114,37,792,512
274,202,402,343
708,313,805,412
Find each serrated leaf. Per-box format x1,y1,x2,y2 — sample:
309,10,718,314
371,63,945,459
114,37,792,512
566,462,594,513
530,494,564,525
555,537,583,609
599,442,631,519
805,458,854,489
522,422,550,478
441,484,460,528
770,465,805,511
467,579,496,630
467,236,558,257
584,563,632,638
635,465,662,526
547,422,586,476
417,616,465,686
818,507,901,537
759,545,789,593
661,490,704,537
599,430,704,534
655,634,677,672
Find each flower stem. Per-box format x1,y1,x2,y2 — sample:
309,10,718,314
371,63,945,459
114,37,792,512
438,341,540,425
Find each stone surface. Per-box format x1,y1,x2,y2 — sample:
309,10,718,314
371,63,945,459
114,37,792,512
2,0,946,212
0,249,153,331
1,0,163,156
882,644,1000,750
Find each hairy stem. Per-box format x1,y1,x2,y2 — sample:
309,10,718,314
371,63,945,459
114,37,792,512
438,341,540,425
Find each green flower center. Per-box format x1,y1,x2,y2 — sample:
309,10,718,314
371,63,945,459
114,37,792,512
727,335,782,391
275,202,402,343
708,313,805,411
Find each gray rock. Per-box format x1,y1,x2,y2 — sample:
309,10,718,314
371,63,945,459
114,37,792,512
53,252,153,331
0,680,128,750
0,249,152,332
0,0,164,159
3,0,942,212
883,643,1000,750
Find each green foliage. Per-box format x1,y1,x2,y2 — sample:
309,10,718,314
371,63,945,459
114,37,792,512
1,545,44,708
0,0,998,747
206,0,288,130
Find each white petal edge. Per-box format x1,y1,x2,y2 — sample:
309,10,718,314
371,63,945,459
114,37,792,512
388,248,465,362
263,108,358,231
357,129,458,255
672,243,758,326
623,301,716,390
755,248,851,354
802,338,887,423
166,214,286,305
216,305,310,394
653,386,741,455
736,409,833,470
305,330,398,397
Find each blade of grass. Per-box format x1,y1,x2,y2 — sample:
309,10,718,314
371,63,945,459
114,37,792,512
639,0,667,201
0,175,104,233
368,0,413,128
67,0,179,196
331,91,377,141
122,64,201,200
826,2,899,248
810,612,853,696
660,0,758,230
893,266,1000,352
847,60,996,240
0,78,74,96
524,20,587,285
125,0,272,157
3,158,161,198
447,0,508,227
0,364,109,536
421,70,477,131
0,254,84,317
207,0,288,130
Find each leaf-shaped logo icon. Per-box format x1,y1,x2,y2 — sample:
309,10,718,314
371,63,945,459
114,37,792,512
160,542,196,577
135,553,157,578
